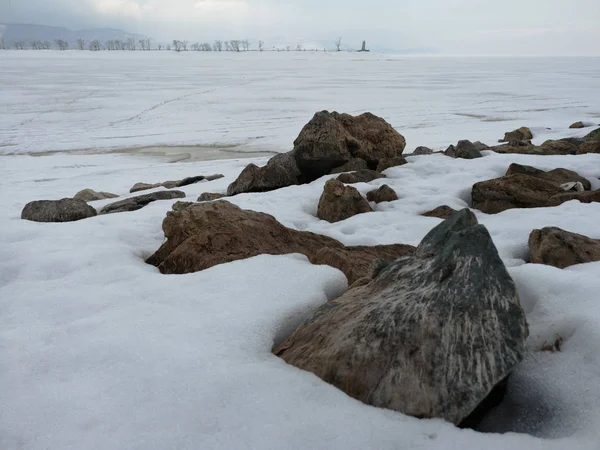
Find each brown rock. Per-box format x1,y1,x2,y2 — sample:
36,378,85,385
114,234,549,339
421,205,457,219
412,146,433,155
171,201,195,212
505,163,591,190
73,189,118,202
583,128,600,141
198,192,226,202
366,185,398,203
501,126,533,143
539,140,578,155
569,121,585,129
21,198,97,223
317,179,372,223
130,182,160,193
529,227,600,268
336,170,385,184
100,190,186,215
226,163,298,196
576,140,600,154
131,174,224,193
376,156,408,172
329,158,369,174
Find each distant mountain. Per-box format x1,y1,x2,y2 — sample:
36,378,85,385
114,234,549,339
0,23,147,47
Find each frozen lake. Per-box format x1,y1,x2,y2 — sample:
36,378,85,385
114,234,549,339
1,51,600,155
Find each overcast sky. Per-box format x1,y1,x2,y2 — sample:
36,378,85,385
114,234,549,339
1,0,600,55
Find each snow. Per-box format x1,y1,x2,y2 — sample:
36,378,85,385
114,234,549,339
2,52,600,449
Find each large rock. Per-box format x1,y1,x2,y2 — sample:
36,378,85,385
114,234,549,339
376,156,408,172
317,180,373,223
505,163,591,190
329,158,369,174
73,189,118,202
366,185,398,203
336,170,385,184
576,140,600,155
100,191,186,214
501,126,533,143
445,140,483,159
538,140,578,155
583,127,600,142
293,111,406,181
529,227,600,269
226,163,297,196
421,205,457,219
131,174,224,193
275,209,528,425
21,198,97,222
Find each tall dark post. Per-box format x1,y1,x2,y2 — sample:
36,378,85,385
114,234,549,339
361,41,366,52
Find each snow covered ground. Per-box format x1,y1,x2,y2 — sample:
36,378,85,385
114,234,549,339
2,53,600,449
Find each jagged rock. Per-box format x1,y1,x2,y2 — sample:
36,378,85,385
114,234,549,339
100,191,186,214
412,146,433,155
529,227,600,269
21,198,97,223
198,192,226,202
171,201,195,212
501,126,533,143
131,174,224,193
130,182,160,193
293,111,406,181
376,156,408,172
317,179,372,223
472,141,490,152
539,140,578,155
583,127,600,142
73,189,118,202
366,185,398,203
569,121,585,129
505,163,591,190
329,158,369,174
444,145,456,157
226,163,298,196
275,209,528,426
336,170,386,184
445,140,483,159
421,205,457,219
576,140,600,154
309,244,415,285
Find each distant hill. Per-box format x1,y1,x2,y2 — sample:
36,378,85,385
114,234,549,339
0,23,147,47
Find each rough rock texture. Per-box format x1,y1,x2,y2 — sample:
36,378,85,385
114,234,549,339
366,185,398,203
131,174,223,193
329,158,369,174
412,146,433,155
309,244,415,285
198,192,226,202
336,170,386,184
529,227,600,269
421,205,458,219
501,126,533,143
100,191,186,214
275,209,528,426
576,140,600,155
226,163,298,196
539,140,578,156
376,156,408,172
446,140,483,159
472,141,491,152
505,163,591,191
171,201,195,212
472,174,600,214
293,111,406,181
583,127,600,142
21,198,98,223
569,121,585,129
73,189,118,202
317,179,373,223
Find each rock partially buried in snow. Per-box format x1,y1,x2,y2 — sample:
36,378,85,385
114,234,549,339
226,163,297,196
505,163,591,191
569,121,585,129
130,174,224,193
412,146,433,155
73,189,118,202
421,205,458,219
445,140,483,159
576,140,600,155
329,158,369,174
529,227,600,269
366,185,398,203
198,192,226,202
376,156,408,172
336,170,385,184
317,179,373,223
100,190,186,214
500,126,533,143
275,209,528,426
21,198,97,223
171,201,195,212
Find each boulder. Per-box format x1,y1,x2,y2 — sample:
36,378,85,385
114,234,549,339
100,190,186,215
329,158,369,174
308,244,416,285
317,179,373,223
421,205,457,219
336,170,385,184
501,126,533,143
454,140,483,159
275,209,528,426
73,189,118,202
538,140,578,155
412,146,433,155
376,156,408,172
576,140,600,155
505,163,591,190
529,227,600,269
171,201,195,212
131,174,224,193
569,121,585,129
583,127,600,142
21,198,97,223
226,163,298,196
293,111,406,181
198,192,226,202
366,185,398,203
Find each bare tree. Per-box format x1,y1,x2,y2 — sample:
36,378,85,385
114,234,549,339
286,45,291,51
296,43,303,51
166,44,171,51
55,39,69,51
145,39,151,50
191,42,199,51
31,40,40,50
241,39,250,51
335,37,342,51
201,42,212,51
76,39,85,50
258,40,264,52
0,38,4,50
42,41,51,50
127,37,136,51
214,40,223,51
172,40,185,52
89,40,101,51
182,40,188,51
230,40,241,52
224,41,231,51
139,39,147,51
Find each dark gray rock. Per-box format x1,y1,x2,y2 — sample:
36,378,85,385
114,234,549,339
583,127,600,142
444,144,457,157
226,163,298,196
275,209,528,425
454,140,483,159
412,146,433,155
329,158,369,174
21,198,98,222
131,174,224,193
336,170,386,184
100,191,186,214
